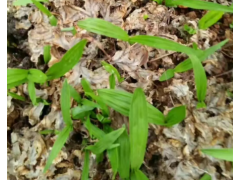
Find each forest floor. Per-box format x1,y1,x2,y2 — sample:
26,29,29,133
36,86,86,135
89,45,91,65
7,0,233,179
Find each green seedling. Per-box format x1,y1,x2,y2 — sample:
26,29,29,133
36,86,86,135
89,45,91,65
131,169,149,180
69,84,82,104
201,148,233,162
31,0,58,26
61,27,77,35
7,68,28,90
184,24,197,35
166,0,233,13
46,40,86,80
43,45,51,64
199,11,224,30
43,80,73,173
40,129,59,135
13,0,48,6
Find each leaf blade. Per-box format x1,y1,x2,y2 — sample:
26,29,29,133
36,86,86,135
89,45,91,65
44,45,51,64
7,68,28,85
129,88,148,169
199,10,224,30
78,18,129,41
28,81,37,105
61,80,72,126
69,85,81,104
82,150,90,180
44,126,72,173
159,69,175,81
165,106,186,127
27,69,47,84
201,148,233,162
46,40,87,80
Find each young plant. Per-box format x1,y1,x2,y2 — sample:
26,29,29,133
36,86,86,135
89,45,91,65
199,11,224,30
183,24,197,35
61,27,77,35
43,45,51,64
31,0,58,26
43,80,73,173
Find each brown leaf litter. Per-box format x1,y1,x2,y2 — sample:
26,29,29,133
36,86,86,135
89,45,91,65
7,0,233,179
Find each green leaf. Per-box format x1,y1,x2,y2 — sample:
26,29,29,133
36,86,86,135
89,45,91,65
28,81,37,105
71,105,94,119
7,79,28,90
201,148,233,162
96,153,104,163
85,127,125,154
61,80,72,126
189,54,207,108
78,18,129,41
183,24,197,35
49,15,58,26
117,128,130,179
7,92,25,101
164,106,186,127
44,125,72,173
97,89,165,125
129,35,195,55
200,174,211,180
134,169,149,180
199,11,224,30
85,92,109,116
109,74,116,89
84,116,105,139
168,0,233,13
69,85,81,104
129,88,148,169
36,98,50,105
174,39,228,73
31,0,51,16
61,27,77,35
159,69,175,81
143,14,149,20
13,0,48,6
82,99,100,109
82,150,90,180
101,61,124,83
27,69,47,84
46,40,87,80
7,68,28,85
107,148,119,179
43,45,51,64
81,78,94,94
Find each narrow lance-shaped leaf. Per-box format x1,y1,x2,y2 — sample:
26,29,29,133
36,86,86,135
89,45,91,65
174,39,228,73
97,89,165,125
43,45,51,64
7,92,25,101
167,0,233,13
46,40,87,80
82,150,90,180
109,74,116,89
61,80,72,126
189,54,207,108
107,148,119,179
85,127,125,154
44,126,72,173
129,88,148,169
84,116,105,138
69,84,81,104
201,148,233,162
49,15,58,26
117,128,130,179
200,174,212,180
7,68,28,85
78,18,129,41
71,105,94,120
28,81,37,105
27,69,47,84
31,0,51,16
199,10,224,30
129,35,195,55
7,79,28,90
81,78,94,94
164,106,186,127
